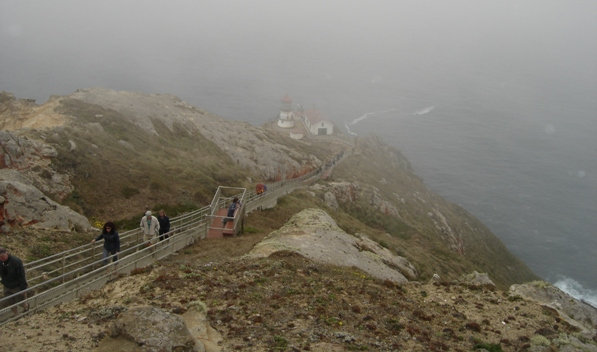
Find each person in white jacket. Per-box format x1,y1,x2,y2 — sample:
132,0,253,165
140,210,160,246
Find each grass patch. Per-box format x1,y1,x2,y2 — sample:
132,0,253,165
473,342,503,352
121,186,140,199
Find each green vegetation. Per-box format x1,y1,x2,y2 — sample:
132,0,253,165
45,98,251,221
24,230,91,262
473,342,503,352
120,186,139,199
272,335,288,350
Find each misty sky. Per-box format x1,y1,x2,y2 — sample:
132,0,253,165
1,0,595,122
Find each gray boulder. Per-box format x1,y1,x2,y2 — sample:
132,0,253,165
247,208,417,283
460,271,496,289
110,306,197,352
0,175,91,232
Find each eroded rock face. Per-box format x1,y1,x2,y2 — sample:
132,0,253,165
0,174,91,233
110,306,197,352
510,281,597,334
313,180,467,255
0,92,67,130
247,208,417,283
323,191,339,209
0,130,73,199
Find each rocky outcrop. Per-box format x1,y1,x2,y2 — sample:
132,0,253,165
109,306,198,352
460,271,496,289
247,208,417,283
510,281,597,334
0,91,67,130
182,302,222,352
323,191,339,209
0,172,91,232
0,130,73,199
313,180,469,254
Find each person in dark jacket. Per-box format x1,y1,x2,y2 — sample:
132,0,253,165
222,197,240,226
0,247,29,314
157,209,171,241
92,222,120,265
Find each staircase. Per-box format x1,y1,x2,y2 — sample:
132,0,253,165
0,150,348,324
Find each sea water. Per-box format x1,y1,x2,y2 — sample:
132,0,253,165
344,95,597,306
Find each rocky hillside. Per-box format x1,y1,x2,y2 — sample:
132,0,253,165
0,89,346,223
1,208,595,352
316,136,537,287
0,88,537,286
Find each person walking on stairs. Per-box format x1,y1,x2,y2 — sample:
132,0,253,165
157,209,170,241
0,247,29,315
140,210,160,246
222,197,240,226
92,222,120,265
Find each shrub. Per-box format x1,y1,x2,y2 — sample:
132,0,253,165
473,342,503,352
121,186,139,199
272,335,288,350
29,243,53,259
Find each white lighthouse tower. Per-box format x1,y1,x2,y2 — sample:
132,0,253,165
277,95,295,128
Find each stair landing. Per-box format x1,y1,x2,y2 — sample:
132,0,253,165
206,208,235,238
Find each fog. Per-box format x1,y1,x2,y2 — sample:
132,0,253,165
1,1,596,296
3,0,595,120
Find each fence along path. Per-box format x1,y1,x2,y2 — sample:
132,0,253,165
0,159,337,325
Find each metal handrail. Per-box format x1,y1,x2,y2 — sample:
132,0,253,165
1,149,347,324
24,205,212,284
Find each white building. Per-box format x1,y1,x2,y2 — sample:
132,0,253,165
303,110,334,135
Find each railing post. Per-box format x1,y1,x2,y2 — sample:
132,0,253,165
92,245,96,270
62,255,66,283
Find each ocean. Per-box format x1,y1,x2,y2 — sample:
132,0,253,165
1,0,595,304
345,96,597,306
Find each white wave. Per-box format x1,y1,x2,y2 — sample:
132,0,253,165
344,123,358,136
414,105,435,115
349,112,376,126
344,108,402,136
348,108,398,126
554,277,597,308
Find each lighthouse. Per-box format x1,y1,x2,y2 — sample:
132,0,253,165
277,95,295,128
